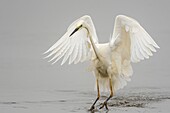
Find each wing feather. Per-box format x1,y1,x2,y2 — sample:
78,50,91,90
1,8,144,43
50,39,70,63
44,36,68,58
111,15,159,63
74,36,83,64
110,15,159,90
61,38,76,65
44,33,68,54
69,40,79,64
135,36,144,60
81,37,88,62
137,36,149,58
44,15,98,65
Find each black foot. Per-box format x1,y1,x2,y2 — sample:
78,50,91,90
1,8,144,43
99,102,108,110
88,105,95,111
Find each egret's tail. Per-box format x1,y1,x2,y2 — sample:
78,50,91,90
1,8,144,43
94,74,131,92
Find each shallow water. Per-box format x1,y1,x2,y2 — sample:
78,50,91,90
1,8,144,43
0,87,170,113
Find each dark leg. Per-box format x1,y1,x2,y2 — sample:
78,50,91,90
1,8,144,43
99,78,113,110
89,79,100,111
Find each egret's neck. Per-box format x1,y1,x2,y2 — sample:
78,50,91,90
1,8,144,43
84,26,101,60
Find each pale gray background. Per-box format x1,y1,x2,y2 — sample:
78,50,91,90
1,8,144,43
0,0,169,92
0,0,170,113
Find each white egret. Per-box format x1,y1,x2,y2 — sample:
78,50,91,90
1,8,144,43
44,15,159,110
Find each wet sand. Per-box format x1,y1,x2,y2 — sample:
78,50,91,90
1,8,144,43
0,87,170,113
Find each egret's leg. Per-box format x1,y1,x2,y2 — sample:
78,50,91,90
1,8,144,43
99,78,113,110
89,79,100,111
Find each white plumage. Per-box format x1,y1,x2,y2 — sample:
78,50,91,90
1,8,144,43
44,15,159,110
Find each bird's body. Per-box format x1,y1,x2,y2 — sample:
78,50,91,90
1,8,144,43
44,15,159,110
92,42,131,92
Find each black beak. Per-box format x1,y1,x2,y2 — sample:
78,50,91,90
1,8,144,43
69,25,82,37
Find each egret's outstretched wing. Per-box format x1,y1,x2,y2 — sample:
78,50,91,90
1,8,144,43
110,15,160,63
44,15,98,65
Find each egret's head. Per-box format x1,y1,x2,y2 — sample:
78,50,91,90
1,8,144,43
69,20,84,37
77,20,84,27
